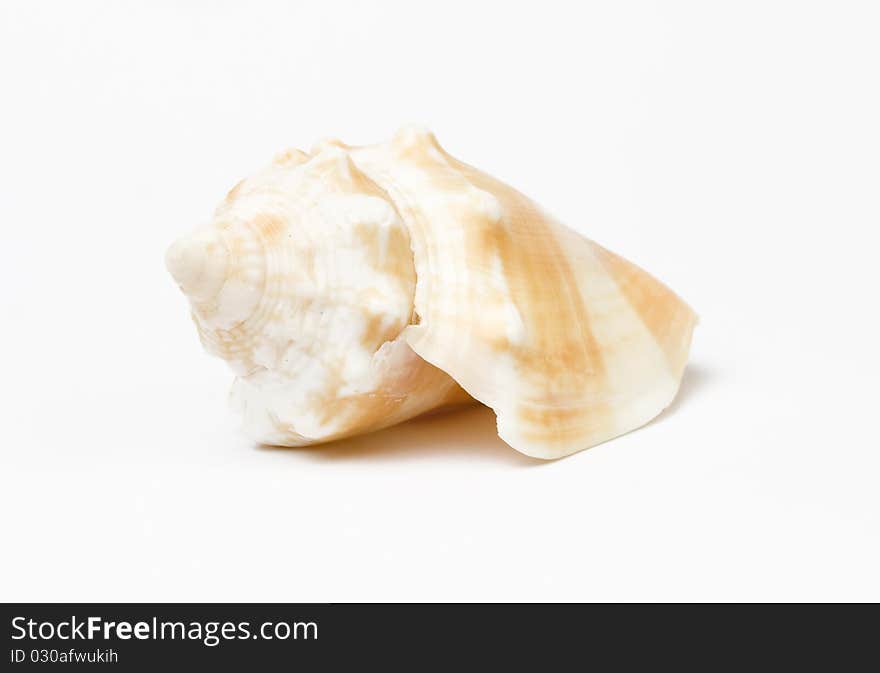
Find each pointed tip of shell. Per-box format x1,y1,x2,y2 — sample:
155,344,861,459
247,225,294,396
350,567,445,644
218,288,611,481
165,229,229,303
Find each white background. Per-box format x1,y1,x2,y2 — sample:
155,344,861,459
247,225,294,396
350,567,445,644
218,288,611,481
2,1,878,602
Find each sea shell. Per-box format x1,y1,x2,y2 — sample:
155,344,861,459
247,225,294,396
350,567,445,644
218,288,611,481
166,127,696,459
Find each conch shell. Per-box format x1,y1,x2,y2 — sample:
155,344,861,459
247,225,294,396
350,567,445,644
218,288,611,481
166,127,696,459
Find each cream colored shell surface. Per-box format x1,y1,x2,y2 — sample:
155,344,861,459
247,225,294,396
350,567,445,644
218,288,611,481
166,127,696,458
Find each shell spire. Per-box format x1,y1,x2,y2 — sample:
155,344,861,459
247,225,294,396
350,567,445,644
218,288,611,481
165,228,229,303
167,128,696,458
167,142,469,446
